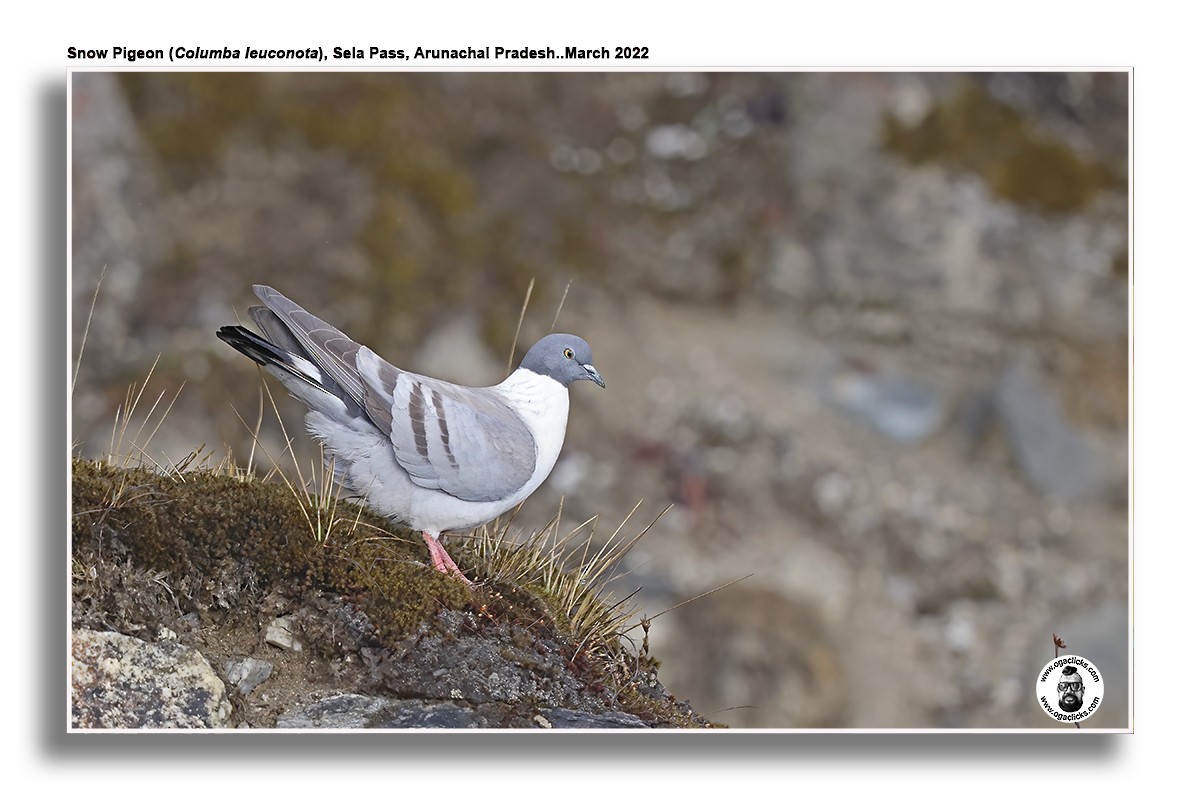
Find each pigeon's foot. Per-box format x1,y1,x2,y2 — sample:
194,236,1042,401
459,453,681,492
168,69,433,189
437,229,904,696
422,531,474,587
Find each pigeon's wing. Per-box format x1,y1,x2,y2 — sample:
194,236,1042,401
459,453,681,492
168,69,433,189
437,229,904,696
249,284,535,502
357,347,537,503
251,285,369,410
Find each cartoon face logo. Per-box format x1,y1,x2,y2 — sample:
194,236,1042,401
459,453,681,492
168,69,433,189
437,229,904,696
1057,666,1085,712
1036,655,1105,724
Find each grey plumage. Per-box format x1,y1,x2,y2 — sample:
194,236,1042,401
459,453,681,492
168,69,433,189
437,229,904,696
217,285,605,583
518,333,606,389
369,363,537,503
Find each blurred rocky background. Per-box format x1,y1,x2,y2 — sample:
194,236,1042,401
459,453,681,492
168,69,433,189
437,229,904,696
71,71,1129,728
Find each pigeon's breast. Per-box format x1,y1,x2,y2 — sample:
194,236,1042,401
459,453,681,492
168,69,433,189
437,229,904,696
396,370,569,532
494,368,571,495
311,368,571,534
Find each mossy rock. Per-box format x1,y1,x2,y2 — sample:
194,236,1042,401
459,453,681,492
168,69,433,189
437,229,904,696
71,458,473,641
70,458,711,727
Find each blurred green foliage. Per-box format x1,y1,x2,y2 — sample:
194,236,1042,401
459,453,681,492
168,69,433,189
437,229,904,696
883,81,1124,214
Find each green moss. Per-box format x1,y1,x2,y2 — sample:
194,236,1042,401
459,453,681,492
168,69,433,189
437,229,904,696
71,458,712,727
71,458,473,642
883,81,1123,214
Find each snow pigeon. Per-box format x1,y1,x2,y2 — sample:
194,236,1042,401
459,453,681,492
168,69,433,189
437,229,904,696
217,285,605,584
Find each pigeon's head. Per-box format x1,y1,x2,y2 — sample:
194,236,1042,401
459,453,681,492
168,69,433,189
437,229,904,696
520,334,605,388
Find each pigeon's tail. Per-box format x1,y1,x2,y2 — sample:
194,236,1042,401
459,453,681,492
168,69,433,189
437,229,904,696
219,324,372,427
218,324,371,429
217,325,325,389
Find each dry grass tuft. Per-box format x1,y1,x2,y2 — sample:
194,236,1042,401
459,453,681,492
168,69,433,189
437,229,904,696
466,500,670,666
73,277,690,712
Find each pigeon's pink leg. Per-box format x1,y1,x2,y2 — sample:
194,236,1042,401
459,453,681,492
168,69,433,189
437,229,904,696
422,532,474,586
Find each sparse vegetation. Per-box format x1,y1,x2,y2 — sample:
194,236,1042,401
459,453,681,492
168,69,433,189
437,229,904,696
70,362,707,727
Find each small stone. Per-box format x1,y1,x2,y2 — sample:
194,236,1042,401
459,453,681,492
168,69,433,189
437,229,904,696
277,695,483,729
537,708,650,729
265,617,301,651
223,657,274,696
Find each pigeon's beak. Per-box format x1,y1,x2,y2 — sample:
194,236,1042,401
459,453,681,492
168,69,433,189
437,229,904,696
582,363,606,388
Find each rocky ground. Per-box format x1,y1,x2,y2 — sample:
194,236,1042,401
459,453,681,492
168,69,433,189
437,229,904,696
70,71,1129,728
71,459,708,729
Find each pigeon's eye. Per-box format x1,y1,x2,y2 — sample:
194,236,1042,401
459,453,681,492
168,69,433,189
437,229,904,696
563,347,575,360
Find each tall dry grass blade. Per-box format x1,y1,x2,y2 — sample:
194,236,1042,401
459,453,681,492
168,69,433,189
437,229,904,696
140,380,187,461
630,573,755,631
105,357,158,462
550,279,573,332
72,264,106,394
466,502,671,669
123,387,169,465
107,397,124,458
167,445,208,481
505,277,536,374
247,385,266,477
226,397,313,532
305,443,354,544
577,500,646,578
106,356,187,471
260,379,306,482
228,376,361,544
